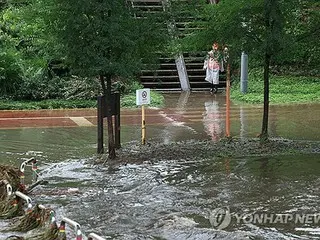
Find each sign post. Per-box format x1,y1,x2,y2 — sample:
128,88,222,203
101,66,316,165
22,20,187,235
142,105,146,145
97,93,121,154
136,89,151,145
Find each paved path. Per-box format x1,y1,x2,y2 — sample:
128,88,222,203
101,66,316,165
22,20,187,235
0,106,242,129
0,108,195,129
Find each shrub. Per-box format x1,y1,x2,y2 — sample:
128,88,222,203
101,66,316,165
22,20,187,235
0,45,23,97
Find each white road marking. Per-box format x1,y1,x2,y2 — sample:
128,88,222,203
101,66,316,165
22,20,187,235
69,117,94,126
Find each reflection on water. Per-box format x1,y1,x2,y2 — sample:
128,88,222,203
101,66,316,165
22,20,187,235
0,92,319,239
158,91,198,144
163,92,320,141
203,98,222,141
176,91,191,114
239,106,246,139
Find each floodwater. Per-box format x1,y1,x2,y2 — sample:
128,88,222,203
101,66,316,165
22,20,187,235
0,92,319,239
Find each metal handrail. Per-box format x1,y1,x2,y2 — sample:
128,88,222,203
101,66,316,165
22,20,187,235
19,157,36,173
59,217,83,240
15,191,32,210
88,233,106,240
0,180,12,199
19,157,38,189
6,182,12,198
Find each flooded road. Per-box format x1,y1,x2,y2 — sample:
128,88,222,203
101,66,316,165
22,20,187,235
0,92,319,239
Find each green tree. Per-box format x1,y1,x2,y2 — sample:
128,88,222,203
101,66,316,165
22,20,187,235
0,1,24,97
179,0,319,68
37,0,167,159
260,0,284,143
180,0,318,142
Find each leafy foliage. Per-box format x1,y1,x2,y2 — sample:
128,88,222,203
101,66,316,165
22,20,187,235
0,0,319,102
179,0,319,73
0,44,23,96
38,0,168,79
0,0,168,101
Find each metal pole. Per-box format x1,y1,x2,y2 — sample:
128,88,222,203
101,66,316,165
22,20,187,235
240,52,248,94
142,105,146,145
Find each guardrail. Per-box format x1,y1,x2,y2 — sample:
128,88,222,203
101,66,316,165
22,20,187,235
88,233,106,240
15,190,32,211
1,188,107,239
59,217,83,240
0,180,12,200
1,160,108,239
19,157,39,190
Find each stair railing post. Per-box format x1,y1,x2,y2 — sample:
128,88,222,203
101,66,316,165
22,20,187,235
175,54,190,91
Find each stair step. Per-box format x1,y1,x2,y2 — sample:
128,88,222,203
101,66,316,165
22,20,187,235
140,75,179,79
130,0,162,2
129,1,219,91
141,69,178,74
143,81,180,85
185,63,204,67
152,88,182,92
189,80,226,84
186,69,206,72
133,10,164,15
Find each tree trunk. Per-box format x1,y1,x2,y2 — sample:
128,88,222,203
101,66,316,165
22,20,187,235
260,52,271,143
100,75,106,96
100,75,116,159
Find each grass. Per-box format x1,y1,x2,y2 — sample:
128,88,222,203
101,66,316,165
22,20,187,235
231,71,320,104
0,91,164,110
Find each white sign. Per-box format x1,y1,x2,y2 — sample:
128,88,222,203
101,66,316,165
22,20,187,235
136,88,151,105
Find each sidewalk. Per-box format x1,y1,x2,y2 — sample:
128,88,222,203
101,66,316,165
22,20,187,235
0,108,202,129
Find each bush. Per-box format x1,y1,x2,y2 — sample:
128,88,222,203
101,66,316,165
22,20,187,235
121,91,164,108
16,67,68,100
62,75,101,100
0,45,23,97
112,77,144,95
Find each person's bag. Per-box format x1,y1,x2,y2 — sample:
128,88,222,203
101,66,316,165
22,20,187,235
203,60,208,70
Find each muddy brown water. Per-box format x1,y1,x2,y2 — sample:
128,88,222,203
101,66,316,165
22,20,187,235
0,92,319,239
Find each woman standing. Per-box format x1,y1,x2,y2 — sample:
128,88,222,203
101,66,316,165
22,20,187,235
203,42,222,93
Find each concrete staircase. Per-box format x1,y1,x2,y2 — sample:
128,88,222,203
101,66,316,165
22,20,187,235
128,0,164,18
184,51,226,91
140,56,181,91
128,0,225,91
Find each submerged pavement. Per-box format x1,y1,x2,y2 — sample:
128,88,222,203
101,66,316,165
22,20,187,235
0,92,319,142
0,92,320,240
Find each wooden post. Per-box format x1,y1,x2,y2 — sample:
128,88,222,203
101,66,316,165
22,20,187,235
97,96,104,154
225,64,231,137
142,105,146,145
114,92,121,149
